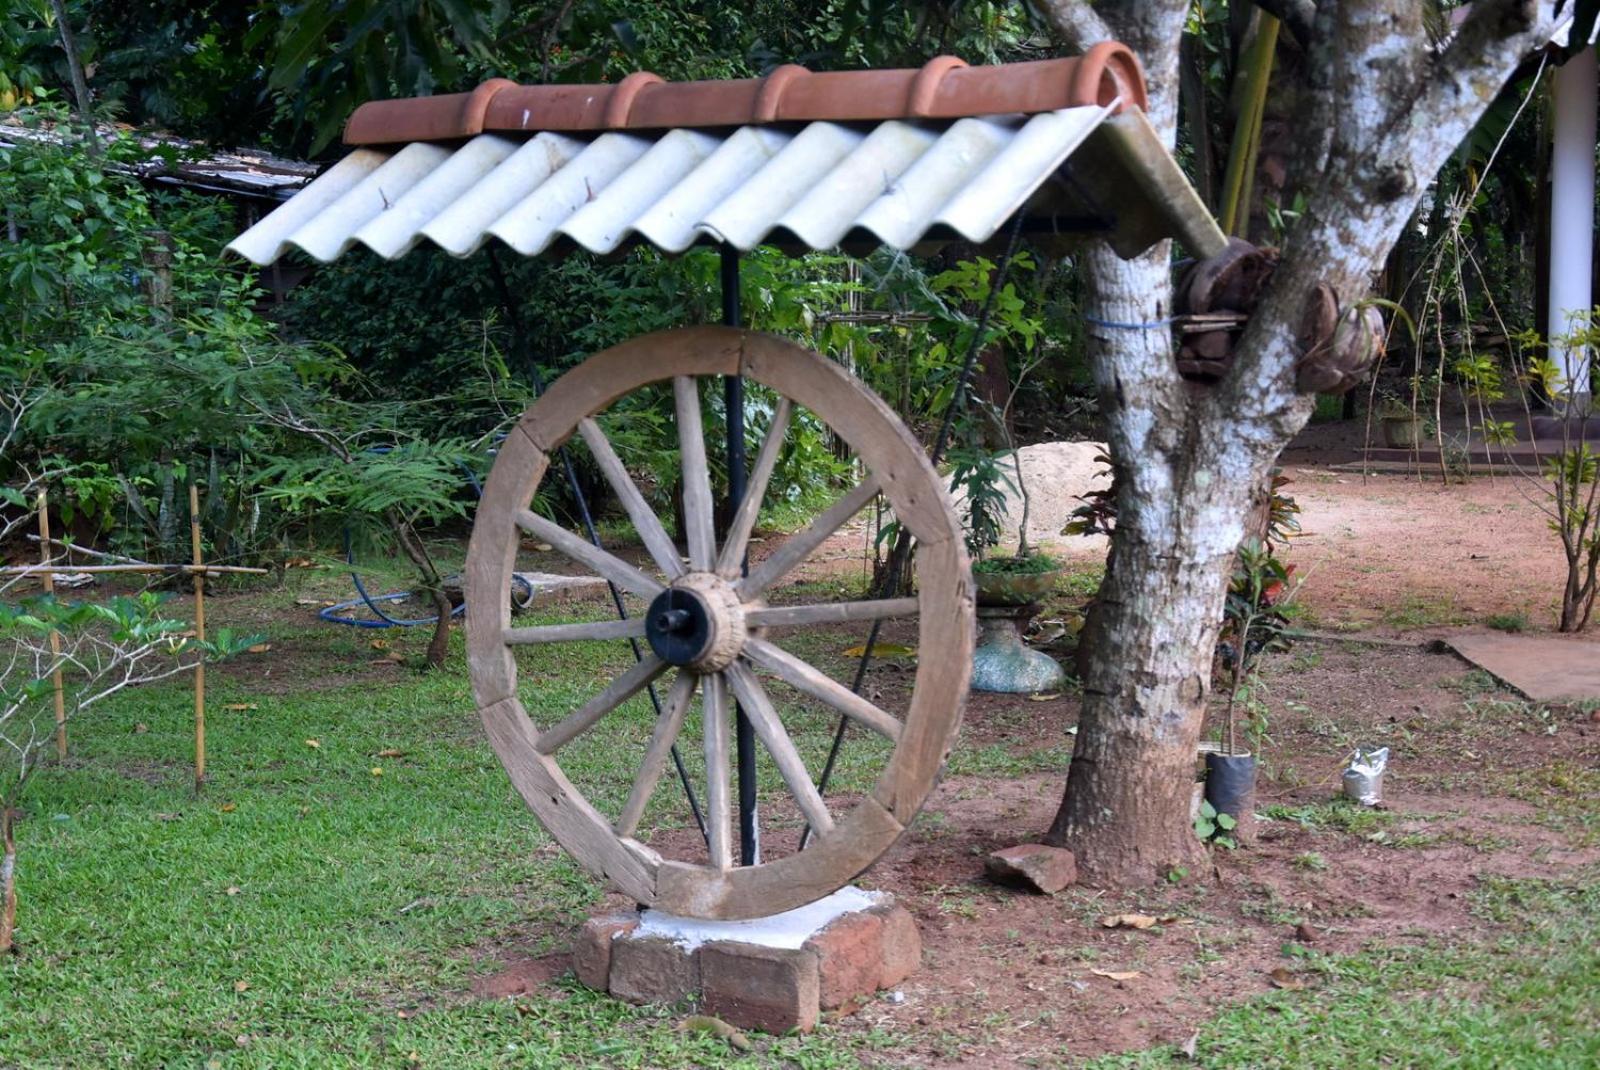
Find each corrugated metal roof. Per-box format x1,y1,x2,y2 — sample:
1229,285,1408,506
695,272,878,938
228,102,1218,266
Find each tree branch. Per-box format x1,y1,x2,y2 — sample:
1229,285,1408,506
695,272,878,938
1035,0,1112,52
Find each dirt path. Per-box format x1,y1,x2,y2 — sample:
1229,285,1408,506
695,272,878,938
1038,465,1570,635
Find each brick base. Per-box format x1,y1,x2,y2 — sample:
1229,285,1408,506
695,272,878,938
572,890,922,1034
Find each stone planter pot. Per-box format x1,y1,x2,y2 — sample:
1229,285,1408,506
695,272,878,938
973,566,1062,608
1380,415,1428,449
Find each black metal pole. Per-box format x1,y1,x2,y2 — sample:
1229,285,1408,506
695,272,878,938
721,245,759,867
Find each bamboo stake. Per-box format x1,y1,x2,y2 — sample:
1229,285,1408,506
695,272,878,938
189,484,205,792
36,492,66,759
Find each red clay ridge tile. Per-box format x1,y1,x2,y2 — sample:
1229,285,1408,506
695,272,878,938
343,42,1147,147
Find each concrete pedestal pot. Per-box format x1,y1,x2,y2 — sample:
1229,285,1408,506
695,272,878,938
970,561,1065,694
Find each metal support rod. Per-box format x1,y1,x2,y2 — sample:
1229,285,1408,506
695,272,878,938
721,244,760,867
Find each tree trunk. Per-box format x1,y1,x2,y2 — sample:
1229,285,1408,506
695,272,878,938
390,513,452,669
1039,0,1559,887
1,806,16,954
47,0,100,155
1043,244,1263,885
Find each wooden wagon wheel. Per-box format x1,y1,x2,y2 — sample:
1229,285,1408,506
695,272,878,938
465,325,973,920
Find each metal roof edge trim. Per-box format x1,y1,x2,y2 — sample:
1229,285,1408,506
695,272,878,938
342,42,1148,146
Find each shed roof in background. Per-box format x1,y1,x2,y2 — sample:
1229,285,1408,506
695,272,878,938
227,45,1227,267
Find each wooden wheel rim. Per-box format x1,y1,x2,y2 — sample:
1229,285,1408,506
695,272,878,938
465,325,973,920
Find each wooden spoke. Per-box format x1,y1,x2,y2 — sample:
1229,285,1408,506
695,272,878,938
674,376,717,571
702,671,734,870
735,479,880,599
504,618,647,645
579,417,686,580
616,670,698,837
535,654,667,754
514,508,662,600
725,662,835,837
716,397,793,578
742,638,902,742
744,597,919,629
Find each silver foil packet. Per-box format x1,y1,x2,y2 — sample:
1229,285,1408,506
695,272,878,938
1342,746,1390,807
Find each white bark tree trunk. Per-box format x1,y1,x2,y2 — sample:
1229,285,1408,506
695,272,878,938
1040,0,1559,885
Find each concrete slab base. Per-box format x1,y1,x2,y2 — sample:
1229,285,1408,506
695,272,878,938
573,887,921,1033
1447,632,1600,703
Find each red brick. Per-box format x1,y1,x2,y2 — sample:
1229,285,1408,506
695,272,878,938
608,935,698,1005
803,910,885,1010
872,904,922,989
571,914,637,992
700,941,820,1034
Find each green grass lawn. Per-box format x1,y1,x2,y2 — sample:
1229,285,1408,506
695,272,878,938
3,598,1598,1068
0,609,897,1069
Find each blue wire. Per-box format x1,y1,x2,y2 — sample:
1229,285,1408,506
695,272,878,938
1083,314,1177,330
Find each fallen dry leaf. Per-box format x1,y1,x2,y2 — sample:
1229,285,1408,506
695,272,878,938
304,739,321,749
1090,968,1142,981
153,812,179,822
133,723,149,734
841,642,917,658
220,802,237,813
233,980,250,993
1179,1031,1199,1059
1268,967,1307,991
370,639,390,650
246,643,272,654
370,767,384,777
375,748,406,759
222,703,257,712
1028,693,1061,702
225,886,241,896
1100,913,1161,930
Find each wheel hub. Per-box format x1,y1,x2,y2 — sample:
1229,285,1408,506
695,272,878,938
644,572,745,672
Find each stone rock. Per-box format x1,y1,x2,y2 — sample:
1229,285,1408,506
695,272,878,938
572,913,638,992
950,441,1112,555
700,942,820,1034
608,935,698,1005
985,843,1079,894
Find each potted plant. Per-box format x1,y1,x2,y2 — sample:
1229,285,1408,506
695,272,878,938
948,445,1062,604
1206,539,1297,844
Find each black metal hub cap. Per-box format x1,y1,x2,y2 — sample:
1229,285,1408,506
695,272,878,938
645,587,714,667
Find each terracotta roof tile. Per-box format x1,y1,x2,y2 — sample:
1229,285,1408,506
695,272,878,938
343,42,1147,146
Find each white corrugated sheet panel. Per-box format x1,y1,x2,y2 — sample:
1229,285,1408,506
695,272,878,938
226,104,1112,265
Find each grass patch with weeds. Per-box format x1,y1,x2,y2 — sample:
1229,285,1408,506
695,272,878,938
1090,870,1600,1069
